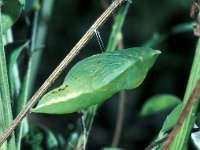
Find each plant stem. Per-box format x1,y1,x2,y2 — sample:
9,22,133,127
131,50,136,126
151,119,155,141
0,93,7,150
162,79,200,149
111,91,126,147
0,0,126,146
15,5,40,150
144,136,168,150
106,3,129,52
162,38,200,149
29,0,55,93
0,6,15,150
76,106,98,149
110,8,127,146
15,1,54,149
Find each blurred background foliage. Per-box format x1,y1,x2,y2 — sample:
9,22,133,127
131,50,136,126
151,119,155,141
11,0,198,149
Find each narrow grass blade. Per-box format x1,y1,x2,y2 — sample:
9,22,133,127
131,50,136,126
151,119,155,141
166,39,200,149
15,1,54,149
106,3,130,52
0,5,15,150
7,41,29,102
0,93,7,150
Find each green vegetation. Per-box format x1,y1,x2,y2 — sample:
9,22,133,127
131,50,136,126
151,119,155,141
0,0,200,150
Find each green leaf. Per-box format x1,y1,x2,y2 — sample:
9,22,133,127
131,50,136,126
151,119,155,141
65,133,79,150
32,47,160,114
140,94,181,116
26,131,43,150
44,128,58,149
152,104,182,149
6,41,29,101
6,41,30,150
170,22,194,34
2,0,24,33
157,104,182,139
0,93,7,150
25,125,58,150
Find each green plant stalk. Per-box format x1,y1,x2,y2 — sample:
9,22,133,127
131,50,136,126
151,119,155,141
3,29,14,45
15,74,29,150
76,105,98,149
106,3,129,52
29,0,55,91
15,3,39,117
15,0,54,116
0,93,7,150
65,133,78,150
68,2,130,149
15,4,40,150
15,1,54,149
0,6,15,150
8,42,30,106
9,51,21,101
168,39,200,149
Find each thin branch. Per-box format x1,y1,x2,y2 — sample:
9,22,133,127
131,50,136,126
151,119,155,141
111,91,126,147
112,22,126,148
145,126,200,150
111,36,125,147
162,79,200,150
0,0,127,146
144,136,168,150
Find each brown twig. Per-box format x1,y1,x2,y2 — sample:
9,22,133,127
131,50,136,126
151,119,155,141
144,136,168,150
0,0,127,146
111,30,125,147
144,127,200,150
100,0,117,21
161,79,200,150
111,91,126,147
